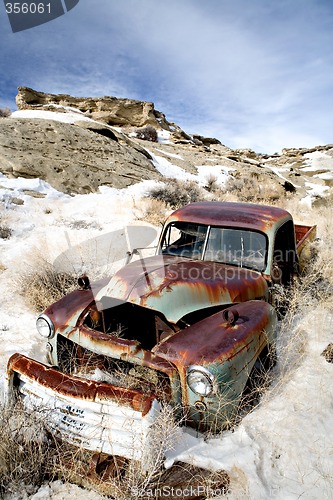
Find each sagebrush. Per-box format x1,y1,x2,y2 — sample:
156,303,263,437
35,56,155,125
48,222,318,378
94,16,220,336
0,107,11,118
222,172,285,203
147,178,206,209
0,223,12,240
135,125,158,142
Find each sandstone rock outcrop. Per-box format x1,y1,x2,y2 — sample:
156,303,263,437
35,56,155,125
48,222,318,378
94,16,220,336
0,118,160,194
1,87,331,204
16,86,179,133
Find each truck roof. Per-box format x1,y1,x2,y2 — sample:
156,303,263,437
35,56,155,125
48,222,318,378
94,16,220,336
165,201,292,232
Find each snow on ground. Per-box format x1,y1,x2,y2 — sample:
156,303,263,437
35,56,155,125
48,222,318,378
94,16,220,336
1,110,332,498
0,173,65,202
301,151,333,173
314,171,333,181
157,129,172,144
154,148,185,160
305,181,330,198
149,151,233,187
29,481,105,500
1,173,332,499
11,109,94,124
149,151,194,180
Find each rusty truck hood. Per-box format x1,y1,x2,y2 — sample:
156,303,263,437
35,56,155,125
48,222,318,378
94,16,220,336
44,277,109,332
96,255,268,323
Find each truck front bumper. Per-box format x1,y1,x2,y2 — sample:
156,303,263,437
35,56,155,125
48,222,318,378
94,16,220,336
6,353,161,464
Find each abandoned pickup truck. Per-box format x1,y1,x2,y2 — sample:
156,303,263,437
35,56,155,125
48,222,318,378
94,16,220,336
6,201,316,467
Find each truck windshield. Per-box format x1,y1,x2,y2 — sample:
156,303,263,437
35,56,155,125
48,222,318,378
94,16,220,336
160,222,267,271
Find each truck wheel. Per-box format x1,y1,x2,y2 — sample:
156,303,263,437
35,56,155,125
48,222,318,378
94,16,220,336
240,346,277,415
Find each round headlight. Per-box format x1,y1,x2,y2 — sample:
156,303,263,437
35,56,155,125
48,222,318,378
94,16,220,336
36,314,55,339
186,365,215,396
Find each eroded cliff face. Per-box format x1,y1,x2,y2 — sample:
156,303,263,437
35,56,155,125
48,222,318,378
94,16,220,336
0,118,160,194
16,86,176,131
0,87,331,204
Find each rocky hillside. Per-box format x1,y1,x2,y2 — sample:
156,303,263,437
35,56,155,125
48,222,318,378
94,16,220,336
15,86,190,140
0,117,160,194
0,86,332,203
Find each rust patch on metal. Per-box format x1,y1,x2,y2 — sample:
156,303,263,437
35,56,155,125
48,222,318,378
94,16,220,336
154,300,274,367
7,353,156,416
164,201,291,232
44,277,109,331
102,256,268,324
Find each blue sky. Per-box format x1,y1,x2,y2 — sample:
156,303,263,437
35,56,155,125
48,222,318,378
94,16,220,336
1,0,333,153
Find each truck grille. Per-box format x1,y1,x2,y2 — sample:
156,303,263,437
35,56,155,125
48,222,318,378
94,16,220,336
8,353,161,464
57,335,172,401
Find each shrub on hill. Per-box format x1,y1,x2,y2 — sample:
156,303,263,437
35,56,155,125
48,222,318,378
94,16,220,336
0,223,12,239
147,178,205,209
0,107,11,118
135,125,158,142
220,172,285,203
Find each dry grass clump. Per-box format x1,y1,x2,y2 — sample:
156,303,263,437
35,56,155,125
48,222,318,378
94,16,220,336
0,402,57,496
139,198,170,226
0,223,12,239
16,256,78,312
204,173,219,193
220,172,285,203
321,343,333,363
0,212,12,240
147,178,206,209
0,107,11,118
137,404,230,498
0,208,12,239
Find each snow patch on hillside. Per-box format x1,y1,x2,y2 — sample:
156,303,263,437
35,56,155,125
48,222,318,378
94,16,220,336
11,109,94,124
149,152,232,186
302,151,333,172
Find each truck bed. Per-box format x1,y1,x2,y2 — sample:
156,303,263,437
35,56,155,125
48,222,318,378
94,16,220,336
295,223,317,272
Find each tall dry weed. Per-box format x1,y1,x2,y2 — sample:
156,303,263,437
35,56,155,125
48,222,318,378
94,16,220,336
221,172,285,204
139,198,171,226
0,402,57,496
0,207,12,240
271,202,333,383
14,254,78,312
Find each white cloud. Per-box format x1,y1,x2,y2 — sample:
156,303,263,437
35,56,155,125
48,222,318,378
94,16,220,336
1,0,333,152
